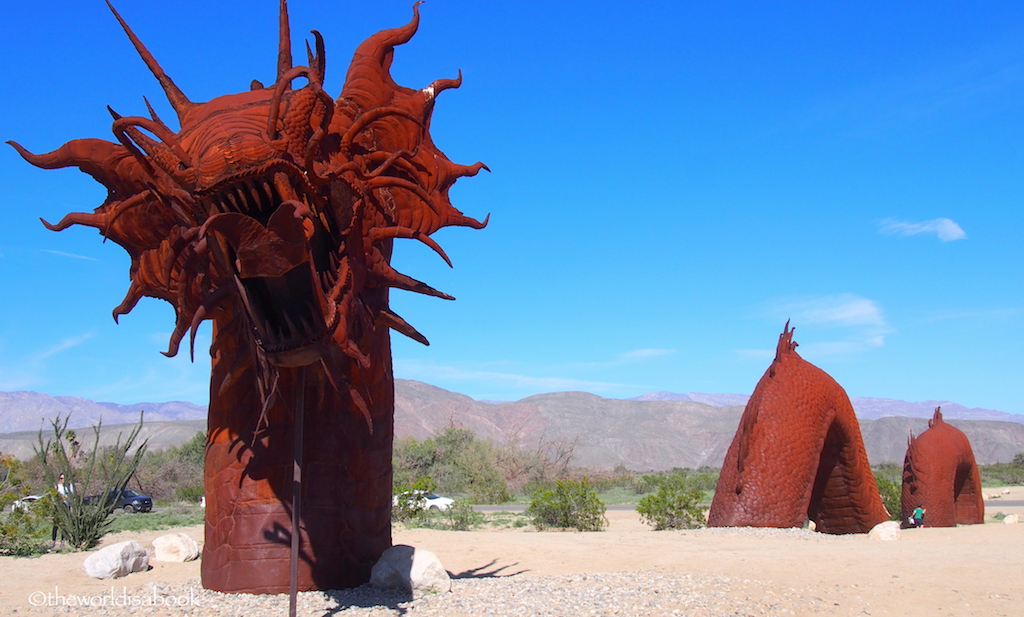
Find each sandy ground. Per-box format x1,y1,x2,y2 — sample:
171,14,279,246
2,487,1022,616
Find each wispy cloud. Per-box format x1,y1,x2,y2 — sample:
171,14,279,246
749,294,893,358
394,359,638,396
771,293,887,329
618,348,674,361
42,249,99,261
922,307,1020,323
32,332,95,361
879,218,966,241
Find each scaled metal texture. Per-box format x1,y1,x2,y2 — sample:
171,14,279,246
9,1,486,593
900,407,984,527
708,323,889,533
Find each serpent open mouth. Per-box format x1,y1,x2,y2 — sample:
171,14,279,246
200,164,344,368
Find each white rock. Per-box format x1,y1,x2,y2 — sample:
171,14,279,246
151,533,200,562
370,545,451,595
83,540,149,579
1002,488,1011,495
868,521,901,541
1003,514,1019,524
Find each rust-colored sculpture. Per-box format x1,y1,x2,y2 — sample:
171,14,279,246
901,407,984,528
9,1,486,593
708,323,889,533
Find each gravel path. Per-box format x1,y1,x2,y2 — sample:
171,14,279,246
18,571,835,617
9,530,861,616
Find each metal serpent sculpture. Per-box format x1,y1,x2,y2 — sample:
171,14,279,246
9,1,487,593
708,323,889,533
901,407,984,528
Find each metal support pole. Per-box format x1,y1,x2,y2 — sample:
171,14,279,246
289,365,305,617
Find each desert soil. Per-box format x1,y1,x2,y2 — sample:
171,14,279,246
2,488,1022,617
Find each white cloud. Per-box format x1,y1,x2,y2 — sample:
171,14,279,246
770,293,887,329
879,218,966,241
751,294,893,358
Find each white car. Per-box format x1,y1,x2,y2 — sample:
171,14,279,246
11,494,44,512
392,490,455,512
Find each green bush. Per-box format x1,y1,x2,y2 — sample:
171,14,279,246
632,470,720,496
391,476,437,523
442,502,484,531
979,460,1024,486
636,476,707,530
528,478,607,531
174,484,204,503
0,501,53,556
873,466,902,520
134,431,205,502
393,428,511,504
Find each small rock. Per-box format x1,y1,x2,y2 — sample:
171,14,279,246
1003,514,1019,524
1002,488,1011,495
83,540,149,579
151,532,200,562
370,544,451,595
868,521,900,541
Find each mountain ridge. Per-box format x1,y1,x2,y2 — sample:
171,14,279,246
3,382,1023,469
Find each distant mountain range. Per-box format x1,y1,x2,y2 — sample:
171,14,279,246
631,391,1024,424
2,382,1023,469
0,391,206,434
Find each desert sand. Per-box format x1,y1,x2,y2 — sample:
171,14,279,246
2,488,1021,616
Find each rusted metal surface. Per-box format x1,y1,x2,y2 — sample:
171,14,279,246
10,0,486,593
901,407,984,527
708,323,889,534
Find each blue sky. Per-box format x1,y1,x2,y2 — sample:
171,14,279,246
1,1,1022,414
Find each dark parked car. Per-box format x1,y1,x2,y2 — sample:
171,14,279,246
84,489,153,513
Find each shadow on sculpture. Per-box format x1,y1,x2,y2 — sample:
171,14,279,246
901,407,984,528
708,322,889,534
9,1,486,593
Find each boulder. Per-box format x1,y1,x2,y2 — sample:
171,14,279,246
151,533,200,562
83,540,149,579
868,521,901,541
1003,514,1019,525
370,545,451,595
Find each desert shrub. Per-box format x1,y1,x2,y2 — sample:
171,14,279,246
979,460,1024,486
405,502,484,531
34,414,148,550
0,499,53,556
636,475,707,530
391,476,437,523
528,477,607,531
872,466,902,521
632,470,720,498
393,428,511,504
495,432,577,495
133,431,205,502
0,454,28,510
442,502,484,531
